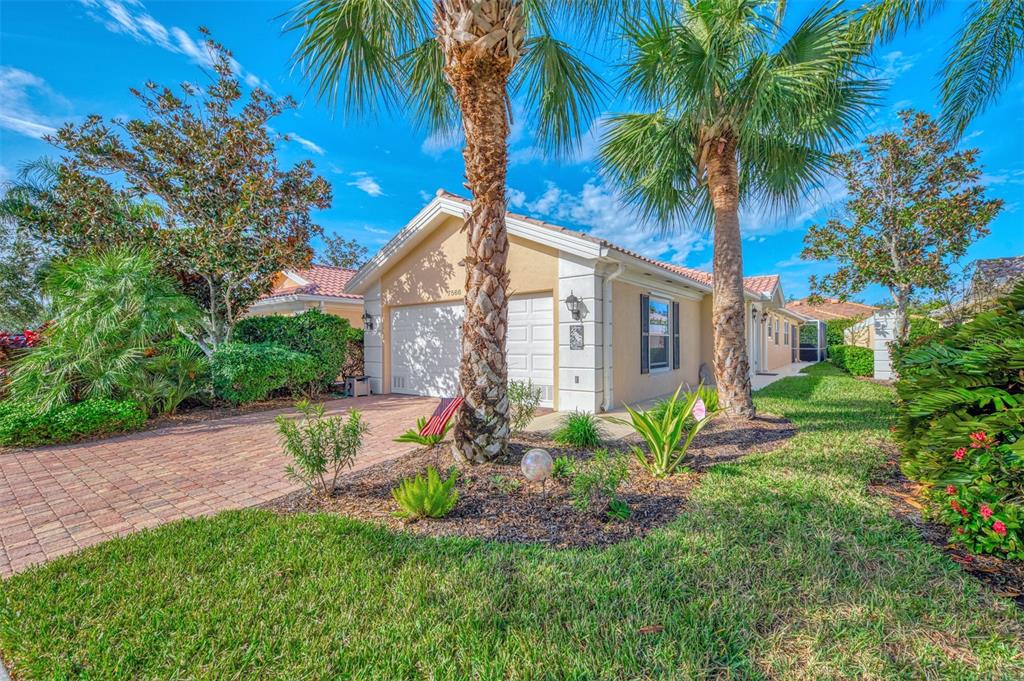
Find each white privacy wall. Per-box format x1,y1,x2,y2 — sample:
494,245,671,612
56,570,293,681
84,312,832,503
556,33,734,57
871,310,898,380
362,281,384,395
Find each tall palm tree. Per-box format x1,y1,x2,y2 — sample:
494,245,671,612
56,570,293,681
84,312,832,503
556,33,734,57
857,0,1024,139
600,0,879,417
285,1,615,463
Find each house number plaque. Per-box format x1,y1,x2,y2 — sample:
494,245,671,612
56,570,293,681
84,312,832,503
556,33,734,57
570,324,584,350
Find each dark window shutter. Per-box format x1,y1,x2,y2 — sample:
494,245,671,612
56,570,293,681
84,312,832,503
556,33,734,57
672,301,680,370
640,294,650,375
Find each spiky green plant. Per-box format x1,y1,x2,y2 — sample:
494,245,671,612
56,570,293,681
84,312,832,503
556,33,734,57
552,410,604,449
393,416,454,448
392,466,460,520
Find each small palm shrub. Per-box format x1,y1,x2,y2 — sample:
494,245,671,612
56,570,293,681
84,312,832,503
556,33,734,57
125,339,210,415
609,385,713,478
568,449,630,517
393,416,452,448
392,466,459,520
0,398,146,447
277,401,368,497
829,345,873,377
551,455,575,481
896,281,1024,559
212,342,319,404
508,379,543,434
552,410,603,449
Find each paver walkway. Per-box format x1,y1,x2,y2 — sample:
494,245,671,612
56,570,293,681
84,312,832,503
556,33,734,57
0,394,435,577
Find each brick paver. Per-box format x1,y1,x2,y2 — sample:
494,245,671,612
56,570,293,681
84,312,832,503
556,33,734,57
0,394,436,577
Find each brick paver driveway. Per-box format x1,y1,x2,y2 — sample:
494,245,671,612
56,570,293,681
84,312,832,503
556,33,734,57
0,394,436,577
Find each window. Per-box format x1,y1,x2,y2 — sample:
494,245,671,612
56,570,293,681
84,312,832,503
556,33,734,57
784,321,789,344
648,297,670,370
775,318,780,345
767,316,773,337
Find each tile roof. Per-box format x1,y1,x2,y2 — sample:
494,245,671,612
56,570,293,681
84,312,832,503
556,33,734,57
785,297,877,321
436,190,781,298
262,264,362,301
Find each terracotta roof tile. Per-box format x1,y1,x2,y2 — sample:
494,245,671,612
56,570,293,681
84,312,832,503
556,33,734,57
262,264,362,301
785,297,877,321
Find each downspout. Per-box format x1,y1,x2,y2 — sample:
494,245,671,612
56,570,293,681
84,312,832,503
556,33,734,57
602,263,626,411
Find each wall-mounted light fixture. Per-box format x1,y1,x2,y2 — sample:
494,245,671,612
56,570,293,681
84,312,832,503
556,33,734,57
361,311,376,331
564,291,583,321
761,311,770,324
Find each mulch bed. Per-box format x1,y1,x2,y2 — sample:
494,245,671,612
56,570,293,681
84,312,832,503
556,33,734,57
869,444,1024,608
266,413,797,548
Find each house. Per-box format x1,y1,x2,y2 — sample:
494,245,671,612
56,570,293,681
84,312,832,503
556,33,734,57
931,255,1024,323
785,297,878,321
247,264,364,328
344,190,804,413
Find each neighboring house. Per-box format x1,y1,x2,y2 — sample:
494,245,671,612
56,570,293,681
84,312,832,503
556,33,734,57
932,255,1024,323
344,190,804,412
247,264,364,328
785,297,878,322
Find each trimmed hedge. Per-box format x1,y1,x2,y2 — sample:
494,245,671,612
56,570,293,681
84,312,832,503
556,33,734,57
828,345,873,377
211,342,319,405
825,318,859,347
234,310,352,389
0,399,147,447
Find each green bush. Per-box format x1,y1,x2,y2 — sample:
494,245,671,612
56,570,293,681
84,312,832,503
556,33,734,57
0,398,146,447
552,410,603,449
277,401,367,496
824,317,859,347
234,309,352,390
551,455,575,481
828,345,874,377
895,280,1024,559
211,342,319,405
568,449,630,517
508,379,543,434
392,466,459,520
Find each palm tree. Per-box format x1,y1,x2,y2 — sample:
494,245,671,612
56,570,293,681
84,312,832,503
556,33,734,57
857,0,1024,139
285,1,615,463
600,0,879,417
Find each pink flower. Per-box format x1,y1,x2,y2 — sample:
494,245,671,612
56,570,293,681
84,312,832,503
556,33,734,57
946,485,957,495
693,398,707,421
992,520,1007,537
953,447,967,461
979,505,993,520
969,431,992,449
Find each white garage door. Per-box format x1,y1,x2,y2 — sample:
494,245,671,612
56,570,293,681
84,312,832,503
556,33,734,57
389,293,554,407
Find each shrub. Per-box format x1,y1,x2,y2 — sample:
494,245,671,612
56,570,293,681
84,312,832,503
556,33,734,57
508,379,542,434
341,327,364,380
393,416,452,448
829,345,873,377
125,339,210,415
568,449,630,516
392,466,459,520
234,309,352,390
211,342,318,404
552,410,603,449
895,281,1024,559
489,474,522,494
0,398,146,447
277,401,367,497
825,317,859,347
551,455,575,481
608,385,713,478
648,384,719,424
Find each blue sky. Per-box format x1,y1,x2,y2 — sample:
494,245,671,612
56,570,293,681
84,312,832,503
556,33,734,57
2,0,1021,302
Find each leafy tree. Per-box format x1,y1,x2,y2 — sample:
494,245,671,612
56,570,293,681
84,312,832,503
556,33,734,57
600,0,879,417
801,110,1002,343
857,0,1024,139
44,33,331,355
286,0,616,462
321,233,368,269
10,248,201,412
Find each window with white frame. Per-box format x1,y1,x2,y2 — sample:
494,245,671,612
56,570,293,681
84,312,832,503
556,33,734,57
767,315,773,337
784,320,789,344
648,297,670,370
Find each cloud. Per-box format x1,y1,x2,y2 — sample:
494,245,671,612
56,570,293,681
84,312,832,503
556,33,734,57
873,50,919,82
418,189,432,202
347,172,383,197
364,225,390,235
739,175,848,238
0,66,68,139
508,115,610,167
507,188,526,209
980,169,1024,186
421,128,462,158
79,0,270,90
287,132,325,155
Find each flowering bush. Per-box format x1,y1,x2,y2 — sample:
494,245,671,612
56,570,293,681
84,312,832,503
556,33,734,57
896,281,1024,560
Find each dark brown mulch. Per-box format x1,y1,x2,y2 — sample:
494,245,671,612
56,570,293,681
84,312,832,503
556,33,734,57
265,413,797,549
869,445,1024,608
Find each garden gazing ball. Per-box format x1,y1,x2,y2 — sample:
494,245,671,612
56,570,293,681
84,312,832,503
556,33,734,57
693,398,707,421
521,448,553,482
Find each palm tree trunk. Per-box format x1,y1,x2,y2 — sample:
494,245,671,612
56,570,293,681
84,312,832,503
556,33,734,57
437,1,524,463
706,137,755,418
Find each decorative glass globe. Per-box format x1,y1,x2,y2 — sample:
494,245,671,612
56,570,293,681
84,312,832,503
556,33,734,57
521,448,553,482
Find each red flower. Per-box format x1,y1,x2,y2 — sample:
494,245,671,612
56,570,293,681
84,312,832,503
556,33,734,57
950,500,962,512
969,431,992,449
946,485,957,495
953,447,967,461
979,505,993,520
992,520,1007,537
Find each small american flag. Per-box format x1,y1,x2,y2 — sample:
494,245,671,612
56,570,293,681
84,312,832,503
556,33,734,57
419,396,463,438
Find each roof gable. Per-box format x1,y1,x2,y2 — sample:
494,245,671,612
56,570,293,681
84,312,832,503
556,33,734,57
261,264,362,302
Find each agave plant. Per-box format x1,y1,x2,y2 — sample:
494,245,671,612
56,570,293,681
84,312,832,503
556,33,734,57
608,384,714,478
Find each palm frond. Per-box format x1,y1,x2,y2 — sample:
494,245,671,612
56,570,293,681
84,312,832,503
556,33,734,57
400,37,459,134
855,0,943,43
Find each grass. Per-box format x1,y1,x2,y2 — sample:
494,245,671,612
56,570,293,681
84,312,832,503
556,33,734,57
2,364,1023,679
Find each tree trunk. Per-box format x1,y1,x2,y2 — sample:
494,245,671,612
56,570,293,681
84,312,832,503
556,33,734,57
436,1,525,463
706,137,755,418
891,287,911,344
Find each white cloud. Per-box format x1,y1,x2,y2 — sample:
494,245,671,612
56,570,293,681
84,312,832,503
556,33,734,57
961,129,984,143
739,174,848,238
421,128,462,158
347,172,384,197
873,50,919,82
980,169,1024,186
287,132,325,155
526,182,563,214
364,225,390,235
0,66,67,139
418,189,432,202
0,164,12,184
79,1,269,90
507,188,526,209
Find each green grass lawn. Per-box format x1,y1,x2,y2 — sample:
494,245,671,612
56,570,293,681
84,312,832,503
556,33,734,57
2,364,1023,679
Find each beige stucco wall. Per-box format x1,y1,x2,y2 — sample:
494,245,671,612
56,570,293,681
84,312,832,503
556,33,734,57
376,214,561,399
764,311,798,370
612,281,702,407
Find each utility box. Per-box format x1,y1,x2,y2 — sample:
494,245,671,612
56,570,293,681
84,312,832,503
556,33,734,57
346,375,370,398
